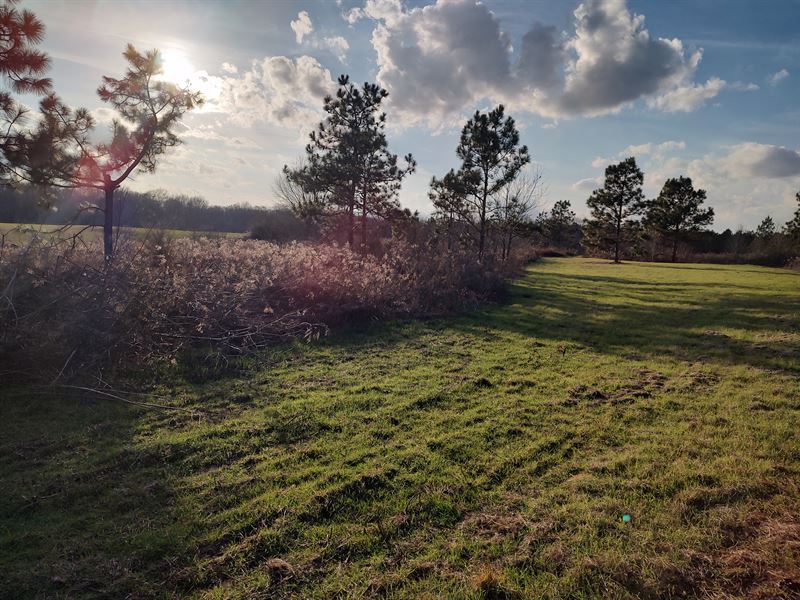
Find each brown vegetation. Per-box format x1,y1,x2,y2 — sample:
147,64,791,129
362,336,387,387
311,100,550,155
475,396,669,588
0,235,534,382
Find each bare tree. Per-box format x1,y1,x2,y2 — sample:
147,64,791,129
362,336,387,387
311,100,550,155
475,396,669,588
274,160,326,222
491,167,543,260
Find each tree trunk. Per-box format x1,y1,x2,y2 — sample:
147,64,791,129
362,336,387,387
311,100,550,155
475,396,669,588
360,183,368,253
103,185,114,262
478,208,486,260
671,236,678,262
347,204,354,248
478,173,489,260
614,213,621,263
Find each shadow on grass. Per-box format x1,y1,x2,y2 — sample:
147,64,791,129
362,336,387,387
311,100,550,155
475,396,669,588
0,390,202,598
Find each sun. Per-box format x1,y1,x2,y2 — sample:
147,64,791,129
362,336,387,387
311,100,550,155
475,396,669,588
159,49,195,84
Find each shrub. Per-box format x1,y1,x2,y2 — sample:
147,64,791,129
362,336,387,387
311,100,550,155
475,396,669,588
0,236,525,382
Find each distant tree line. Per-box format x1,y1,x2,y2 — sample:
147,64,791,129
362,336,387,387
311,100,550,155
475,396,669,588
0,185,309,235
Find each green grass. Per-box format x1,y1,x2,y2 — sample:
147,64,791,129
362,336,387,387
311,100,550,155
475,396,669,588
0,222,241,244
2,258,799,599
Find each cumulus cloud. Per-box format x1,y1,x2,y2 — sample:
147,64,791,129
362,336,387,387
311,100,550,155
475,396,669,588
221,62,238,74
370,0,513,127
217,55,336,128
291,11,314,43
551,0,700,116
682,144,800,227
768,68,789,86
576,140,800,228
714,143,800,179
516,23,565,91
358,0,737,127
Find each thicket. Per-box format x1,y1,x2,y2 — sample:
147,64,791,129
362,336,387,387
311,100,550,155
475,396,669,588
0,234,532,383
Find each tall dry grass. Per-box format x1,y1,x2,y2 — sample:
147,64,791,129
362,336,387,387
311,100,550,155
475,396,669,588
1,236,530,382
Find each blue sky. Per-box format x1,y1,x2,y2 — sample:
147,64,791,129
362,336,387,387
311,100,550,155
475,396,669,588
26,0,800,230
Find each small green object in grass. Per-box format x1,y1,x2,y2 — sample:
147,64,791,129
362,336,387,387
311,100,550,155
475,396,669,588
622,514,631,523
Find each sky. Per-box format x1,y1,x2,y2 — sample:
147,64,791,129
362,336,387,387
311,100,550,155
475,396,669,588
24,0,800,230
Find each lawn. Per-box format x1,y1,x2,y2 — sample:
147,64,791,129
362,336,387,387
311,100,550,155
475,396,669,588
2,258,799,599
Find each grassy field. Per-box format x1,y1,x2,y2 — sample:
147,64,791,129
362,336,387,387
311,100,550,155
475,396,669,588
2,258,799,599
0,222,241,245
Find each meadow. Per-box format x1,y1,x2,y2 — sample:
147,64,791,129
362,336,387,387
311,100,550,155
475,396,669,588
2,258,799,599
0,222,239,246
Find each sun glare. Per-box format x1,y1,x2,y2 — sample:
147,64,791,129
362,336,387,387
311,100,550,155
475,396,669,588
159,49,195,84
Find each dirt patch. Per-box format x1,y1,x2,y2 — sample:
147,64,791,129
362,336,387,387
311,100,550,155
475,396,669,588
564,369,667,406
611,368,667,404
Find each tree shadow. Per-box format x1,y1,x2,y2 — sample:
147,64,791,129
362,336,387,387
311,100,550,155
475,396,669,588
0,389,203,598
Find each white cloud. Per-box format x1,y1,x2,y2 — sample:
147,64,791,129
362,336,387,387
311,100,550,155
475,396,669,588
685,147,800,227
648,77,726,112
369,0,514,128
318,35,350,63
290,11,314,44
292,9,350,62
221,62,238,74
591,140,685,166
575,140,800,229
768,68,789,86
549,0,701,117
358,0,733,127
712,143,800,179
177,122,262,149
729,81,759,91
217,55,336,129
343,7,364,24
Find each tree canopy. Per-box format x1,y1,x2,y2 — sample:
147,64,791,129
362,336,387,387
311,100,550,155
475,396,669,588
0,0,51,184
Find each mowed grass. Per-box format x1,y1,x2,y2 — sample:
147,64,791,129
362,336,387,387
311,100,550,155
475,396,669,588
2,258,800,599
0,222,240,245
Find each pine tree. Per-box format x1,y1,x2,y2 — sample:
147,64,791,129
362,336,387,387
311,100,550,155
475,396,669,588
430,105,529,260
0,0,51,184
15,45,202,260
644,176,714,262
584,157,644,263
286,75,414,250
